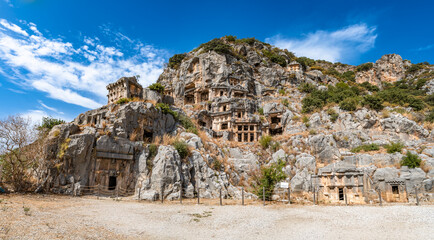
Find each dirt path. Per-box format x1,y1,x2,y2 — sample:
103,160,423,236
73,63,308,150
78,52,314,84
0,194,433,239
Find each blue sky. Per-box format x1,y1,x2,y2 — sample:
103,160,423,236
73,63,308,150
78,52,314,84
0,0,433,123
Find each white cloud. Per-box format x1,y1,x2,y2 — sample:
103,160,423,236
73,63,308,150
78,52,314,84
0,19,168,109
0,19,28,36
22,110,48,126
266,24,377,63
38,100,64,115
7,88,25,94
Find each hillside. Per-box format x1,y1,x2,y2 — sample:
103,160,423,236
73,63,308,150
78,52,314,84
35,36,434,204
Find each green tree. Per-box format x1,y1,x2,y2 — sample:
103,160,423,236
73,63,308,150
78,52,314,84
255,160,286,201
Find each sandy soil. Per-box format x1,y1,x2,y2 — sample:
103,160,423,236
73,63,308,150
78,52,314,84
0,194,433,240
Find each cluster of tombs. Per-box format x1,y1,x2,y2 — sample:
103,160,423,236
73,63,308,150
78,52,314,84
309,163,409,204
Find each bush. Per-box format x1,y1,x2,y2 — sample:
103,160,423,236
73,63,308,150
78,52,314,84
156,103,179,120
425,110,434,122
148,143,158,158
327,108,339,122
37,117,65,131
359,82,380,92
363,95,384,110
116,98,130,104
179,114,198,134
259,135,272,149
270,142,280,152
339,97,358,111
351,143,380,153
262,49,287,67
225,35,237,42
279,89,286,95
212,159,222,170
299,83,316,93
407,96,425,111
173,140,190,159
296,57,315,69
199,38,233,55
406,63,425,74
400,152,421,168
302,94,325,113
341,71,355,82
258,107,264,115
149,83,165,94
385,142,404,153
168,53,186,69
255,160,286,201
281,99,289,107
356,62,374,72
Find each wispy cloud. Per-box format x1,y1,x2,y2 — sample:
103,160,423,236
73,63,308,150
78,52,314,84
266,23,377,63
3,0,13,7
7,88,25,94
38,100,64,115
416,44,434,52
0,19,168,109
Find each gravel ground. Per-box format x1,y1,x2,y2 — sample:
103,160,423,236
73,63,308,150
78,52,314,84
0,194,433,240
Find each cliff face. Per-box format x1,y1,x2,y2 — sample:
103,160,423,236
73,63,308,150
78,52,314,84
42,36,434,203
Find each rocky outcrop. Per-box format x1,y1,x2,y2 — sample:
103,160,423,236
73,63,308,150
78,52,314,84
356,54,407,85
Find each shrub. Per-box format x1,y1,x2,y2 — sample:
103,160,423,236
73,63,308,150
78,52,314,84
299,83,316,93
296,57,315,69
225,35,237,42
149,83,165,94
359,82,380,92
327,108,339,122
179,114,198,134
199,38,233,55
148,144,158,159
279,89,286,95
156,103,179,120
212,159,222,170
302,94,325,113
302,115,309,124
262,49,287,67
356,62,374,72
255,160,286,201
281,99,289,107
425,94,434,106
168,53,186,69
116,98,130,104
37,117,65,131
400,152,421,168
363,95,384,110
270,142,280,152
406,63,425,74
341,71,355,82
258,107,264,115
407,96,425,111
385,142,404,153
235,37,258,45
425,110,434,122
173,140,190,159
339,97,359,111
259,135,272,149
351,143,380,153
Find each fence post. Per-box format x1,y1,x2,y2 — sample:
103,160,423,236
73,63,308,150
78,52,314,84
263,187,265,206
161,187,164,204
313,188,316,205
288,187,291,205
197,187,200,204
71,182,74,197
180,187,182,204
415,187,420,206
219,188,222,206
242,187,244,206
378,189,382,206
97,185,100,199
138,187,141,202
116,185,119,199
